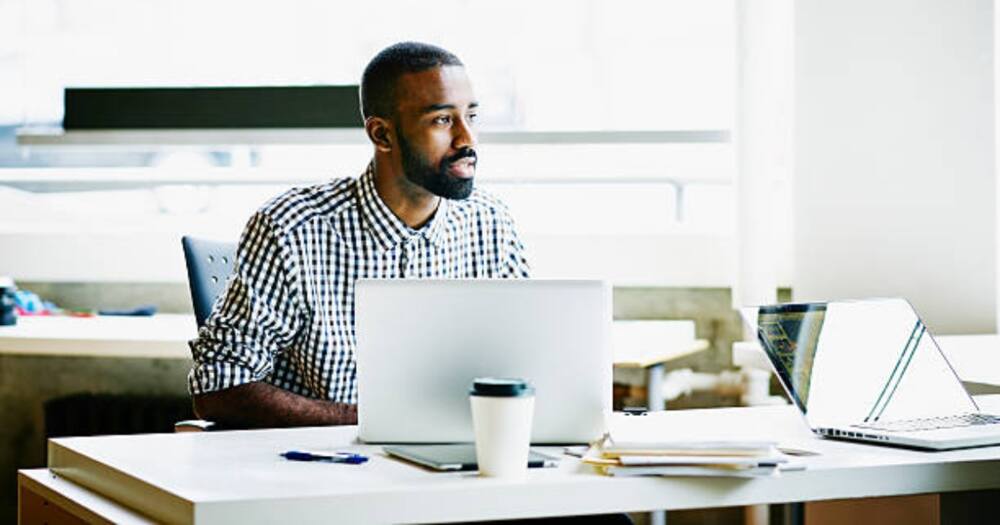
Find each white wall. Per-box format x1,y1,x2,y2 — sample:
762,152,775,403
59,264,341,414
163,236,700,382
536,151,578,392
734,0,794,308
794,0,996,334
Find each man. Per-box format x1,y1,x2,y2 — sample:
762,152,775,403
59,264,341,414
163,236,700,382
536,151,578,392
188,42,530,428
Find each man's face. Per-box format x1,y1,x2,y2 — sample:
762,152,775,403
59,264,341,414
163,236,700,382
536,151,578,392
392,65,479,200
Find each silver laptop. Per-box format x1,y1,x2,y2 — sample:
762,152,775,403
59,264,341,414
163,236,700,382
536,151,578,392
743,298,1000,450
355,279,611,444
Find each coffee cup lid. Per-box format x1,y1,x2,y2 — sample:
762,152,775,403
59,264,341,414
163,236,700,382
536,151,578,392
470,377,534,397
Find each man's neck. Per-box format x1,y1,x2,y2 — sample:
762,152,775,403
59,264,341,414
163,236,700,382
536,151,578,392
372,157,441,230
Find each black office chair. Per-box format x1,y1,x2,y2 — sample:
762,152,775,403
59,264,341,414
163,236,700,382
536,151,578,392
177,236,237,432
181,236,237,328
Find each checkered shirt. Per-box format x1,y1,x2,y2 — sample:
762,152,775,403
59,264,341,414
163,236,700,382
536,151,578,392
188,162,531,402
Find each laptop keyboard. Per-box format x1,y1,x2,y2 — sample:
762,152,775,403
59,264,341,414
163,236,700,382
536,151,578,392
854,414,1000,433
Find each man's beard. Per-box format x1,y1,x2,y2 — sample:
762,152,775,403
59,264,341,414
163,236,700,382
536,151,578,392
397,129,476,200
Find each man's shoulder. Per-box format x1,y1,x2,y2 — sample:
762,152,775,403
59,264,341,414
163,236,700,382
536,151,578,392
257,177,358,232
449,187,514,222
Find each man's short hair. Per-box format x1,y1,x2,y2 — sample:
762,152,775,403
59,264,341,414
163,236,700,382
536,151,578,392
360,42,464,120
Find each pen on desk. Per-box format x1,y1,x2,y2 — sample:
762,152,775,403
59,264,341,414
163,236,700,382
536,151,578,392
281,451,369,464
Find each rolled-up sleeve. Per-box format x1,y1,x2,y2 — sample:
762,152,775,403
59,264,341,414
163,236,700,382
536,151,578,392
187,211,304,396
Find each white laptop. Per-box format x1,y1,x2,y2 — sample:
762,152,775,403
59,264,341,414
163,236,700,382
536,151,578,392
743,298,1000,450
355,279,611,444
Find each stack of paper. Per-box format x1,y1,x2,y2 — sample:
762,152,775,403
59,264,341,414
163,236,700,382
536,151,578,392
583,435,802,478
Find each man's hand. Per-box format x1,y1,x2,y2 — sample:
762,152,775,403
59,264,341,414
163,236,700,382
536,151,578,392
193,382,357,429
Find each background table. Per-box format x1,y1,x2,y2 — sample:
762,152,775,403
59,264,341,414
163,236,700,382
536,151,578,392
0,314,195,359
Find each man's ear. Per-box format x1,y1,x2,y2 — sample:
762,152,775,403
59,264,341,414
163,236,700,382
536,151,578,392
365,117,393,153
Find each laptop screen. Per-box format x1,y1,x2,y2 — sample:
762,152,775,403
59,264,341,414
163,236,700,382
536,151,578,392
745,298,977,428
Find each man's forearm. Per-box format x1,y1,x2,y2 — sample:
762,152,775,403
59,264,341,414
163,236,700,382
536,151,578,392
193,382,357,429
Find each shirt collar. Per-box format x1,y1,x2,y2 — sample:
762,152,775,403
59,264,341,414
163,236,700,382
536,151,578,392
356,161,451,252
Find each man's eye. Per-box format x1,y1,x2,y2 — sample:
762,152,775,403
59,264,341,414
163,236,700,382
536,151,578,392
433,115,452,125
468,113,479,123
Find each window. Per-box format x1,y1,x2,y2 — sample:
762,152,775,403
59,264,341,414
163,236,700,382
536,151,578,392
0,0,741,286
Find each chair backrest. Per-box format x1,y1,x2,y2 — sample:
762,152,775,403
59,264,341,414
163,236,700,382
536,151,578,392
181,236,237,328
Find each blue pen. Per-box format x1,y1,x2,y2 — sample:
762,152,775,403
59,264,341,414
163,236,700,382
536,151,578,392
281,450,369,464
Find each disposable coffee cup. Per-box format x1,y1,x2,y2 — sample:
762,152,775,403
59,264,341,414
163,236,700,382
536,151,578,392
469,377,535,479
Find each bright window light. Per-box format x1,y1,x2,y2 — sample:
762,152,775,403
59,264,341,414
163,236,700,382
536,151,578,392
6,0,734,131
0,0,742,285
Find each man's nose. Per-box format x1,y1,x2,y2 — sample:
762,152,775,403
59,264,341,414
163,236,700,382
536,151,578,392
452,117,477,150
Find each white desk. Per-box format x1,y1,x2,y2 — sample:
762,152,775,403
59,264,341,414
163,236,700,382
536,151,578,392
0,314,196,524
19,405,1000,524
0,314,195,358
